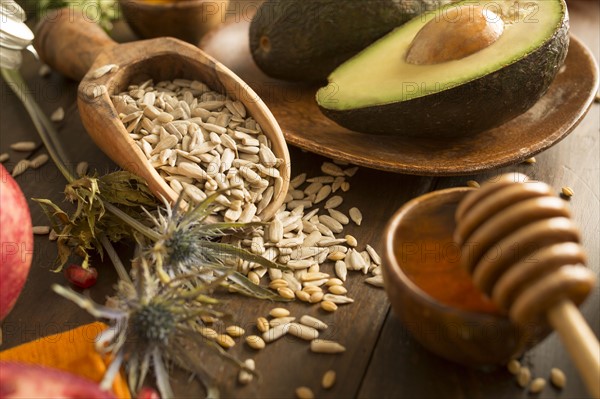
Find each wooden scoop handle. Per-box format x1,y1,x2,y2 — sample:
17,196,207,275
33,8,116,81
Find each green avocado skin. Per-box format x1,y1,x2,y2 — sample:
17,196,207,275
319,11,570,138
250,0,454,83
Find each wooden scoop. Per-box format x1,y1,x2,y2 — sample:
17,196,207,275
33,8,290,221
455,174,599,398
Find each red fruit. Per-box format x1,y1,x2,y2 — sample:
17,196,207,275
0,361,116,399
138,387,161,399
64,264,98,288
0,164,33,321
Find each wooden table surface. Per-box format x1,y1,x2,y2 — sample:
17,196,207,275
1,1,598,398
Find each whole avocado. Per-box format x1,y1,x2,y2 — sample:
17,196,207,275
249,0,456,83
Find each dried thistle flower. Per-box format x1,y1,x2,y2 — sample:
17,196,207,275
53,258,250,399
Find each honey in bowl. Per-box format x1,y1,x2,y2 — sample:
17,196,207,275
393,196,499,314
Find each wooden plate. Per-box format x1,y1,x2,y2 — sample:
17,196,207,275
199,20,599,176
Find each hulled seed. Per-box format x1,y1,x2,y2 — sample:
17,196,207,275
322,370,336,389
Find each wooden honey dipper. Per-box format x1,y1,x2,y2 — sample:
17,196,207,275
454,173,599,397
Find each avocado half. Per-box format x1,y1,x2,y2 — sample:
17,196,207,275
249,0,458,83
316,0,570,137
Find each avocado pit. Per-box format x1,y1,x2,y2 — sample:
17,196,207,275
406,5,505,65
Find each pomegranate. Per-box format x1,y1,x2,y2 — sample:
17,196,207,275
0,361,115,398
0,164,33,321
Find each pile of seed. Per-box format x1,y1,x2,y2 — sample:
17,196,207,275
222,160,384,304
111,77,284,222
507,359,566,394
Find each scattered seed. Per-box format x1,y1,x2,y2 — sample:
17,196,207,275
561,186,574,198
48,229,58,241
0,153,9,163
30,154,49,169
517,367,532,388
10,141,36,152
321,301,338,312
226,325,245,337
288,322,319,340
321,162,345,177
365,275,384,288
257,317,270,333
245,335,266,350
322,370,336,389
262,323,289,343
310,339,346,353
328,285,347,295
32,226,51,235
11,159,30,177
277,287,295,299
199,327,218,339
366,244,382,265
324,195,343,209
269,316,296,327
295,386,314,399
345,234,358,247
50,107,65,122
524,157,537,164
328,208,349,225
299,315,328,330
216,334,236,349
349,207,362,225
507,359,521,375
296,290,311,302
550,368,566,389
529,378,545,394
238,359,255,385
38,64,51,77
269,307,290,318
90,64,119,79
335,261,348,282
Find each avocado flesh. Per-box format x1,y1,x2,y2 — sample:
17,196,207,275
317,0,569,137
250,0,458,83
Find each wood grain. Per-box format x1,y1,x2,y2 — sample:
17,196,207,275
1,1,598,398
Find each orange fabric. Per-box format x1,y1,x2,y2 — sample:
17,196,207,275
0,322,131,399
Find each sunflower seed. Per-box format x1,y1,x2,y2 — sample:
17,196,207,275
238,359,255,385
334,261,348,281
314,185,332,204
269,316,296,327
30,154,48,169
288,322,319,340
10,141,36,152
349,207,363,225
328,208,349,225
321,162,345,177
319,215,344,233
262,323,289,342
11,159,30,177
324,195,343,209
310,339,345,353
344,166,359,177
365,275,384,288
366,244,382,265
50,107,64,122
91,64,118,79
0,153,9,163
299,315,328,330
32,225,51,235
323,293,354,304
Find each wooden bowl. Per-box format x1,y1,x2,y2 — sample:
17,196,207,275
382,187,552,366
118,0,229,44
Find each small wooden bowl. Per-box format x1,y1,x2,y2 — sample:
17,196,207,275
118,0,229,44
382,187,551,366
